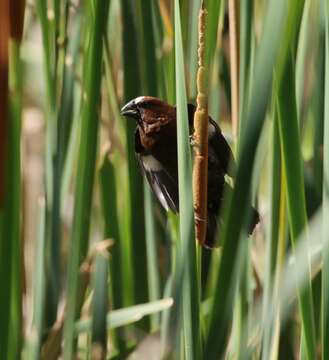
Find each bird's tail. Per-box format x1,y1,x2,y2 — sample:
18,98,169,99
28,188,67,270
205,206,260,248
205,212,219,249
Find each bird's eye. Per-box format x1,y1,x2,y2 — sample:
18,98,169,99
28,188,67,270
142,101,150,109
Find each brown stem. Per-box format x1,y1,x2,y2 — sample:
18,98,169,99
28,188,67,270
193,3,208,245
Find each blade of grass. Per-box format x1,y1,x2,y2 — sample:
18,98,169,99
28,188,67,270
238,0,253,141
204,0,222,69
7,37,23,360
144,182,161,330
174,1,201,358
261,108,281,360
187,0,201,99
228,0,239,138
311,3,326,199
276,52,316,360
36,0,60,326
62,1,110,358
24,200,46,359
75,298,173,334
0,1,10,355
99,151,127,353
295,0,311,117
58,4,82,174
99,153,122,310
91,251,109,358
322,0,329,357
0,2,24,356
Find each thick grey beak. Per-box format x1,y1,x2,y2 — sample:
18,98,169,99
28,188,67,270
121,99,139,119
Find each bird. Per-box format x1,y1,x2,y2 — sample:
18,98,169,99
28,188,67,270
121,96,259,248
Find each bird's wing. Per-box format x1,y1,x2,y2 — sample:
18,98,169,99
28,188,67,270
137,154,179,213
208,117,236,177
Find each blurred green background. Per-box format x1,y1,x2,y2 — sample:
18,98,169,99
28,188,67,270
1,0,329,359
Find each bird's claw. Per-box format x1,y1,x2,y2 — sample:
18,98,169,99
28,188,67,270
189,135,200,150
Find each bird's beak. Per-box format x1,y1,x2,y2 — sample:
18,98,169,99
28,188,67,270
121,99,139,119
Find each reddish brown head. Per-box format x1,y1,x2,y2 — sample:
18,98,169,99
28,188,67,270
121,96,176,132
121,96,177,149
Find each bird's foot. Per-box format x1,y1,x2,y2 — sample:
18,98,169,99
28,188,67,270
189,135,200,150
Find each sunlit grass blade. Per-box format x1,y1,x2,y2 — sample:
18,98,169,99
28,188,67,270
261,111,281,359
295,0,311,117
75,298,173,334
62,1,110,358
174,1,201,358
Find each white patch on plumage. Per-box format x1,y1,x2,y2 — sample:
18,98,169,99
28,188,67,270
141,155,163,171
134,96,145,105
152,182,169,211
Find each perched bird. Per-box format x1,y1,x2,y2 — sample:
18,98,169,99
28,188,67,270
121,96,259,248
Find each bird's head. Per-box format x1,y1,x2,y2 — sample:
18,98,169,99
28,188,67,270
120,96,176,136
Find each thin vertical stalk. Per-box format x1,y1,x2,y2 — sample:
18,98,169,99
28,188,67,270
7,38,23,359
174,1,201,358
0,1,24,357
91,251,109,359
228,0,239,138
239,0,253,142
0,1,10,353
322,0,329,357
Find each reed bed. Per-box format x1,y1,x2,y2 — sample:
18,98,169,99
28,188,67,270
0,0,328,359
